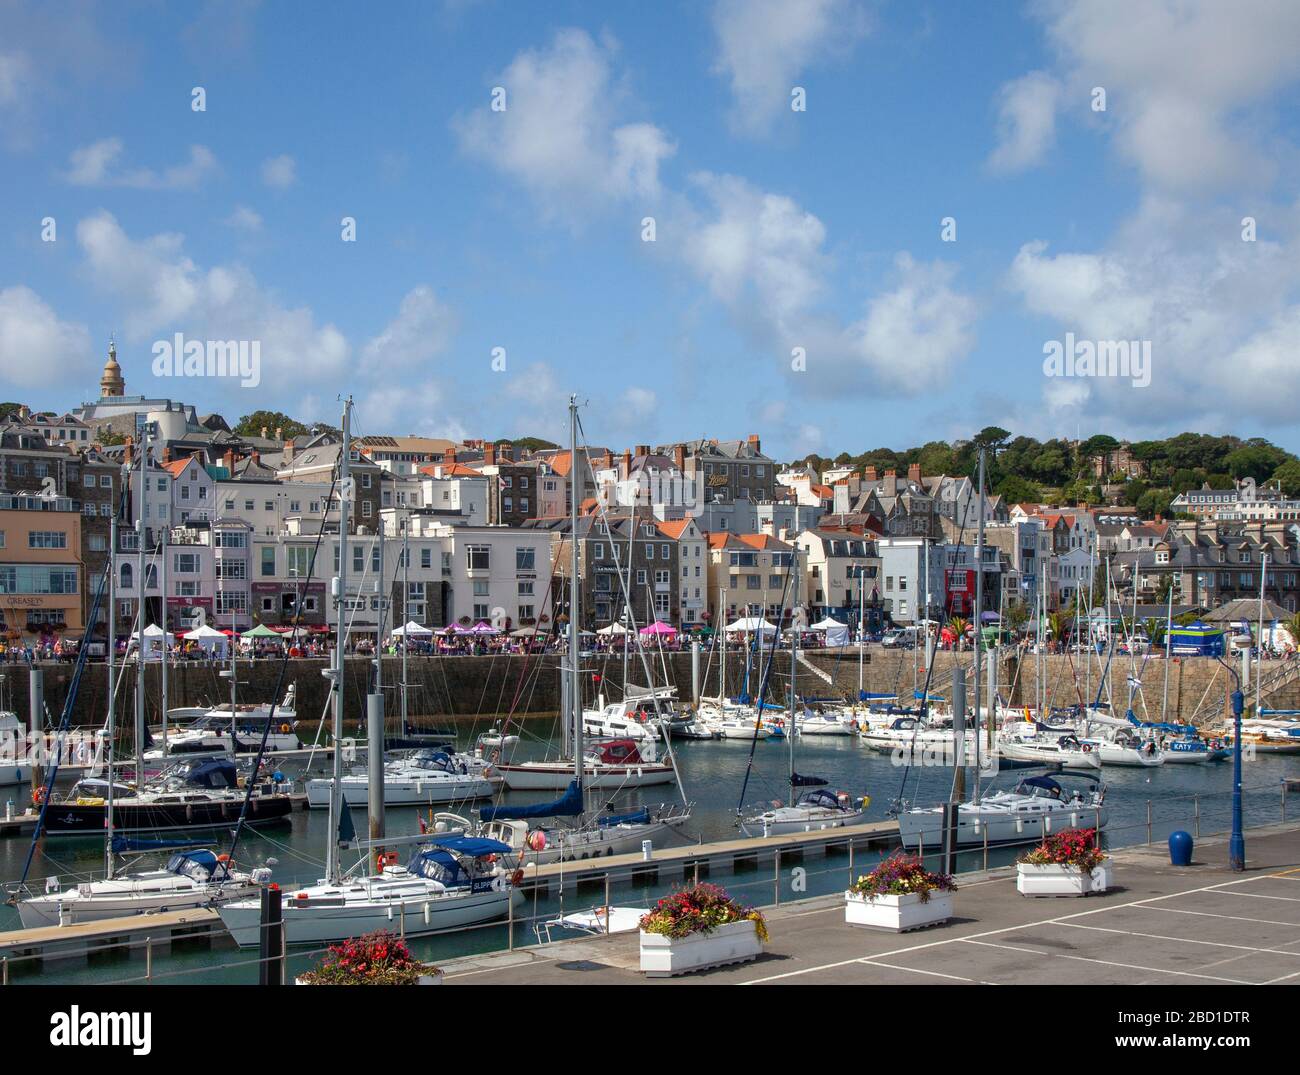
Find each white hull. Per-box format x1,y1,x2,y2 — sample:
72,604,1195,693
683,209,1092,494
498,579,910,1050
796,719,854,737
219,885,520,947
1092,742,1164,767
305,773,494,808
18,881,257,929
996,740,1102,769
900,803,1108,849
740,807,866,838
489,816,688,866
496,761,675,790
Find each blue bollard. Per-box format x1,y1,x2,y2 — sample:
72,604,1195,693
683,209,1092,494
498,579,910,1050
1169,830,1193,867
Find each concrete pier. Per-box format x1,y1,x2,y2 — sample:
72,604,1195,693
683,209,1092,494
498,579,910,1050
442,822,1300,986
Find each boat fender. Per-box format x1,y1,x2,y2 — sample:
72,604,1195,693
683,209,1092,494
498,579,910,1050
490,749,501,763
31,785,46,806
510,868,525,886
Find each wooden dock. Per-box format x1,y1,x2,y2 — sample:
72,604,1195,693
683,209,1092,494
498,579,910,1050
0,908,225,973
518,818,901,893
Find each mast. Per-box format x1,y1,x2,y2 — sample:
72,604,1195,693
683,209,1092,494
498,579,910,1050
1256,549,1268,714
160,517,168,751
568,397,582,787
972,448,985,749
857,565,864,701
401,518,409,739
326,398,352,885
134,423,148,787
720,586,727,701
1160,576,1173,721
788,546,799,785
105,513,117,880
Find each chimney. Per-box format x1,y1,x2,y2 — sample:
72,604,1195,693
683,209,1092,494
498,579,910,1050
747,434,761,455
443,446,456,465
274,426,283,440
622,448,632,478
635,444,649,458
162,446,173,464
484,443,497,466
284,438,296,464
252,451,261,465
17,404,30,419
674,444,686,471
865,466,877,481
907,463,921,483
884,469,896,479
124,435,134,467
500,441,514,462
223,448,236,474
261,425,268,439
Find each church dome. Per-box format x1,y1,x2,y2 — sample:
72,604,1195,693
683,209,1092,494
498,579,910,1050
100,339,125,397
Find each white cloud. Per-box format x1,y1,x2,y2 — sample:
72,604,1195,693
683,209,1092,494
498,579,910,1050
682,173,828,331
360,286,457,370
261,154,297,189
63,139,216,190
987,71,1060,173
0,287,92,390
224,205,263,232
0,51,32,107
453,29,674,215
710,0,867,136
621,386,657,417
839,254,978,392
75,210,349,390
1024,0,1300,192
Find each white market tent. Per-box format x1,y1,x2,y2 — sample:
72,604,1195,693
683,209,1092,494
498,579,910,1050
724,616,779,638
129,624,174,661
596,622,629,636
391,621,433,637
810,617,850,647
182,624,230,658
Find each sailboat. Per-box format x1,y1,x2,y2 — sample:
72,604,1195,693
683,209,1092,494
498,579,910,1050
738,549,869,837
218,397,520,948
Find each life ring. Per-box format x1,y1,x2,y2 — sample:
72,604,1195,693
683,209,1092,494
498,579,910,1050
32,785,47,806
1081,744,1092,752
378,851,399,869
280,724,291,734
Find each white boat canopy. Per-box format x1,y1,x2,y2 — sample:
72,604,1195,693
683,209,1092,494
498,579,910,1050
809,617,850,646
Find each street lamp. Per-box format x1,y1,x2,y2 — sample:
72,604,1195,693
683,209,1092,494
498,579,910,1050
1218,652,1246,871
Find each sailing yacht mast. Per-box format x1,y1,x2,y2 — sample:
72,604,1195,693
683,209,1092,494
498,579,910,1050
325,398,353,886
401,518,409,739
105,514,118,880
568,397,583,792
160,516,168,749
134,423,148,786
1257,549,1268,715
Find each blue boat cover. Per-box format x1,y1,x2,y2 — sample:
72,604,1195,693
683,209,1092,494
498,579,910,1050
797,788,842,809
423,834,513,857
790,772,829,787
479,779,583,821
858,691,896,701
598,809,649,827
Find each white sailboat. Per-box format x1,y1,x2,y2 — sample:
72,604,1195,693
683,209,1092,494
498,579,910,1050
306,748,494,808
219,397,519,948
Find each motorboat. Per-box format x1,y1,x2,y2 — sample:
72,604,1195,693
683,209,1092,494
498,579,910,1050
795,709,856,737
0,709,32,786
1080,728,1165,768
996,724,1101,769
1230,717,1300,755
218,834,521,947
144,685,300,759
535,905,650,943
306,748,494,808
739,786,868,837
41,757,294,836
898,771,1108,850
476,723,520,750
582,699,664,743
495,738,676,790
14,846,271,928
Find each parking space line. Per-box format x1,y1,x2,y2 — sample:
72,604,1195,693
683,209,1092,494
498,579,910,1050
1133,904,1300,928
858,960,986,984
958,937,1253,984
1057,920,1300,956
1217,889,1300,903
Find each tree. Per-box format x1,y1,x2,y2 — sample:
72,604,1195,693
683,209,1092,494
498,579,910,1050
995,474,1042,504
972,426,1011,453
1004,599,1030,633
1136,488,1173,519
0,402,26,421
234,410,311,439
1274,460,1300,498
497,436,557,453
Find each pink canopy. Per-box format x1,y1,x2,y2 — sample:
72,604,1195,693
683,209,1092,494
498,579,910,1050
639,621,677,636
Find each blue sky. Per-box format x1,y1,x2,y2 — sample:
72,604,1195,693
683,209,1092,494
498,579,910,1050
3,0,1300,458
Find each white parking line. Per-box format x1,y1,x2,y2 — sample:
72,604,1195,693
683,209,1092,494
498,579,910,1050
1057,920,1300,956
958,937,1253,984
1133,904,1300,928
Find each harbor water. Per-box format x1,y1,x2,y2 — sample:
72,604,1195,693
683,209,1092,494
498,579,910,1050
0,720,1293,984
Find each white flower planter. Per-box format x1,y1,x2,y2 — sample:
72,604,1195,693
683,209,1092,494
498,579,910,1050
844,890,952,932
639,919,764,977
294,971,443,985
1016,862,1110,897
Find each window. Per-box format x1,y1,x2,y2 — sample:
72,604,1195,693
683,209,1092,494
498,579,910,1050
287,546,313,577
216,592,248,615
100,475,111,488
177,581,200,598
518,604,534,620
473,603,490,619
520,498,529,514
216,559,247,580
518,580,534,595
516,547,536,571
594,543,604,560
637,569,647,585
29,531,68,549
661,543,670,559
503,497,513,514
467,545,490,571
0,565,78,594
421,548,432,569
174,552,200,574
261,546,276,577
646,544,655,559
362,501,373,518
84,473,95,488
473,580,489,597
215,530,246,548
